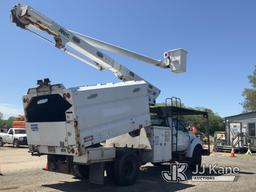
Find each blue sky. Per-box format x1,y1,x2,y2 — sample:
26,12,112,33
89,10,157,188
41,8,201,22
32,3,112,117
0,0,255,118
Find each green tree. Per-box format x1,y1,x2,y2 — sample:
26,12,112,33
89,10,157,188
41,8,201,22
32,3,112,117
242,66,256,112
0,114,15,128
183,108,224,135
6,116,15,128
153,104,224,135
0,112,4,128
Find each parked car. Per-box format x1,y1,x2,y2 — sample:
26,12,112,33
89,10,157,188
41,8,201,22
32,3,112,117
0,128,27,147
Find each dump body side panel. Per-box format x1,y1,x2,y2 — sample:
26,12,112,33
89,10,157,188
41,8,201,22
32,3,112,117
71,81,151,147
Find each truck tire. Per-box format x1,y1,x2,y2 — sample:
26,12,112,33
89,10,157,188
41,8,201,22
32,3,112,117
114,151,139,186
73,164,89,180
189,145,202,171
0,138,4,147
13,139,19,148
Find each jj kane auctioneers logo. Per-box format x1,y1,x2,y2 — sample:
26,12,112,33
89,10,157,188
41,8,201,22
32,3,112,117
162,163,188,182
162,163,240,182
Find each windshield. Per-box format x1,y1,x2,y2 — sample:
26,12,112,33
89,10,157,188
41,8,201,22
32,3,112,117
172,119,188,132
14,129,26,134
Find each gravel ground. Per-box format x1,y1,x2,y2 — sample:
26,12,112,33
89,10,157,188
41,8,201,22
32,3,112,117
0,146,256,192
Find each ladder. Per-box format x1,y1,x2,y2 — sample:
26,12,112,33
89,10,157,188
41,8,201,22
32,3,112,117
165,97,182,153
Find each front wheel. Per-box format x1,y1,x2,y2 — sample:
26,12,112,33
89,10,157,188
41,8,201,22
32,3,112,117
73,164,89,180
189,145,202,171
0,138,4,147
114,151,139,186
13,139,19,148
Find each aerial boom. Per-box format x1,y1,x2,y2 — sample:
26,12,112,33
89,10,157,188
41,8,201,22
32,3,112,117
10,4,187,104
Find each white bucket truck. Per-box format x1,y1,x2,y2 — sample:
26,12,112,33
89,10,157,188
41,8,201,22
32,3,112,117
11,4,209,185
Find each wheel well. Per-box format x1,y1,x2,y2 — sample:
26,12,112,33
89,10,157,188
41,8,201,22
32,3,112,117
115,148,142,165
114,149,140,185
195,144,202,151
189,144,202,170
186,142,203,158
116,148,140,155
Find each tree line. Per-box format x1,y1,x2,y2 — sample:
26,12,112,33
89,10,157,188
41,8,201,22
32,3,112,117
242,66,256,112
0,113,15,128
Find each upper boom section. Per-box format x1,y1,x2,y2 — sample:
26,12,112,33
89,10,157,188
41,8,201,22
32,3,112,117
69,30,187,71
10,4,187,104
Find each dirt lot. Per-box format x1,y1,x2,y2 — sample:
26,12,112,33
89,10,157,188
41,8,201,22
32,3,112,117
0,146,256,192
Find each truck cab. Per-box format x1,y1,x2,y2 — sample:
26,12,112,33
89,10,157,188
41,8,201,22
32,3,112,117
0,128,27,147
149,101,210,168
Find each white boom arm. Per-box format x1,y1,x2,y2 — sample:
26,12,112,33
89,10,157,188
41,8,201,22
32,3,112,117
11,4,187,104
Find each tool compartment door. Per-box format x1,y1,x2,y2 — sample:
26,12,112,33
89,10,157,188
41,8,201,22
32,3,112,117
151,126,172,162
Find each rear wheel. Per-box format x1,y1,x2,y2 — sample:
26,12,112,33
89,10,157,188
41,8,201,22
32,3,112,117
189,145,202,171
114,151,139,186
73,164,89,180
0,138,4,147
13,139,19,148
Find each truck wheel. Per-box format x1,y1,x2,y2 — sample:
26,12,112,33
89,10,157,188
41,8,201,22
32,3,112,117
73,164,89,180
189,145,202,171
13,139,19,148
114,152,139,186
0,138,4,147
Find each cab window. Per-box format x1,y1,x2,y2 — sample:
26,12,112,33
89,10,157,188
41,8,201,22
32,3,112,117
15,129,26,134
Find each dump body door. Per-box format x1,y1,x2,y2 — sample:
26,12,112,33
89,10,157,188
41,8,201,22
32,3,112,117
24,90,76,149
27,122,68,146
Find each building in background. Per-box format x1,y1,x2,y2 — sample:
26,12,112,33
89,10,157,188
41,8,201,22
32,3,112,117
225,111,256,151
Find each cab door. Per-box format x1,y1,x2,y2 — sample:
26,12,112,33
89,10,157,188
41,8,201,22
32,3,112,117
6,129,14,143
169,118,190,152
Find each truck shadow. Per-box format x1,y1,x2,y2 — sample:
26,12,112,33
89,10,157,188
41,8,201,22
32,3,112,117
43,163,241,192
43,165,195,192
